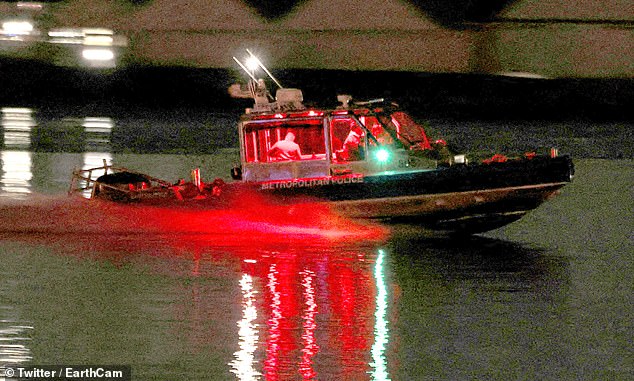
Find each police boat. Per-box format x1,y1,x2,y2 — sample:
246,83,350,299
69,52,574,234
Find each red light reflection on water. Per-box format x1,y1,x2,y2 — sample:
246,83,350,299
265,264,283,379
229,250,385,380
326,253,375,379
258,266,320,379
259,259,304,380
0,194,386,245
299,269,318,379
0,194,393,380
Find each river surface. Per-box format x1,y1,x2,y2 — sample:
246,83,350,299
0,107,632,380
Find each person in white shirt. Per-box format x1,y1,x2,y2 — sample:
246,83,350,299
268,132,302,161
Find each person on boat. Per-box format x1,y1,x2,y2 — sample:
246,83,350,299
341,125,364,160
371,122,393,145
268,132,302,161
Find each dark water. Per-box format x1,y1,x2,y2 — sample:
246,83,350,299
0,83,632,380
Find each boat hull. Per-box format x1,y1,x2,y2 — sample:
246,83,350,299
76,156,573,235
247,155,573,233
330,182,565,233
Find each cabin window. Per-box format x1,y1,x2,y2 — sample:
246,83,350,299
331,117,366,162
243,118,326,163
359,116,394,147
377,111,431,150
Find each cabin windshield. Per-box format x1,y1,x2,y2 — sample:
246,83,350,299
330,117,367,162
358,116,394,147
243,118,326,163
375,111,431,150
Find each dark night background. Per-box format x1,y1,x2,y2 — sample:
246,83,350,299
2,57,632,119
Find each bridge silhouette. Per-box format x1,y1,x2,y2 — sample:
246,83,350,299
1,0,633,78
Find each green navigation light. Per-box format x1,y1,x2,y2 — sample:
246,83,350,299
375,149,390,163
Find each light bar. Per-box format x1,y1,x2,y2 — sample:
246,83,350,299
2,21,33,35
82,48,114,61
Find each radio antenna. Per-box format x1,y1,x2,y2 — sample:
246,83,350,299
232,56,258,82
246,49,283,89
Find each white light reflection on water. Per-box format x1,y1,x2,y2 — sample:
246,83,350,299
1,107,35,148
0,321,33,368
299,269,318,379
82,117,113,150
369,249,390,380
229,273,261,380
1,108,34,197
0,151,32,197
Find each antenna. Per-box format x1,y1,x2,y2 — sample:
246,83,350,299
245,49,283,89
232,56,258,82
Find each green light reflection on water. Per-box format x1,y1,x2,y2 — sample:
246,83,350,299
369,249,390,381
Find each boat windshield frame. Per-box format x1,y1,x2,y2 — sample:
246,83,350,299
237,104,432,167
354,107,432,150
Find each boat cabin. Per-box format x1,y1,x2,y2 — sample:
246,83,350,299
236,87,439,183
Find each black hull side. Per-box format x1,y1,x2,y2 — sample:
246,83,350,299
256,155,573,202
244,155,573,234
87,156,573,235
328,182,567,232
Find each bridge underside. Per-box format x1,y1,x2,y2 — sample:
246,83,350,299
128,25,632,78
0,1,632,78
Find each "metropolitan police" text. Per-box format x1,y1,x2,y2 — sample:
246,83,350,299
261,176,364,190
